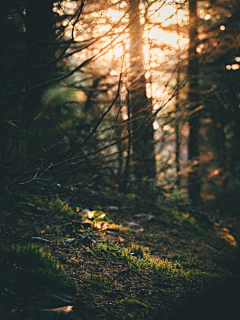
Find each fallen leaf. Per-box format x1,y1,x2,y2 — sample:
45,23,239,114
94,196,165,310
64,238,76,243
134,214,154,221
31,237,52,243
127,222,140,227
39,305,73,319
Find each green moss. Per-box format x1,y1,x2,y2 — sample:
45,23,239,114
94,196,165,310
171,211,204,234
93,240,206,280
108,223,137,234
154,216,171,226
0,244,77,289
124,299,149,308
91,210,112,224
24,195,80,218
125,193,139,200
130,244,149,259
182,218,204,233
172,253,189,262
172,253,200,269
159,206,173,213
165,190,187,202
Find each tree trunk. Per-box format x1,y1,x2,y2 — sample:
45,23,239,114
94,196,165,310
23,0,55,128
187,0,201,203
128,0,155,181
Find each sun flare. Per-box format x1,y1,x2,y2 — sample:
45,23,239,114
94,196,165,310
72,0,189,103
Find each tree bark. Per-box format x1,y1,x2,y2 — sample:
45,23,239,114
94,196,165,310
23,0,56,127
187,0,201,202
128,0,155,181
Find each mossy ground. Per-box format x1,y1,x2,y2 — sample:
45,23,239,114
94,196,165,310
0,185,240,319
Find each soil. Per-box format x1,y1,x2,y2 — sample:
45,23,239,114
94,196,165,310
1,185,240,320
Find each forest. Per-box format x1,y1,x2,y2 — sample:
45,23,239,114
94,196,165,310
0,0,240,319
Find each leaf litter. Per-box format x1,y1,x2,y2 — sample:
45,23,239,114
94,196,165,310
1,188,240,320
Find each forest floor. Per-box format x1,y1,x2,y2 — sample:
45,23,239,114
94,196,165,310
1,183,240,320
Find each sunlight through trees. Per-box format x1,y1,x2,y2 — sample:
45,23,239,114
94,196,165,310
1,0,240,206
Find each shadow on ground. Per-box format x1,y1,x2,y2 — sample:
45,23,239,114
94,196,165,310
172,277,240,320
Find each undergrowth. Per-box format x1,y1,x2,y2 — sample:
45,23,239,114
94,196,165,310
0,244,77,289
1,186,239,320
93,240,214,281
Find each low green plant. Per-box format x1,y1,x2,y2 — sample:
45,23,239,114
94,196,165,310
0,244,77,289
124,299,149,308
125,193,139,200
172,253,200,269
151,233,163,241
172,211,204,234
159,206,173,213
93,240,203,279
172,253,188,262
108,223,137,234
93,211,112,224
24,195,80,218
130,244,148,259
154,216,171,226
165,190,187,202
182,217,203,233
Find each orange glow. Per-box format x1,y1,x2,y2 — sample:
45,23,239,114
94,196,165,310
71,0,189,121
76,90,87,103
201,194,216,200
215,227,238,246
232,64,240,70
107,8,124,22
72,0,189,77
207,168,221,179
113,46,123,57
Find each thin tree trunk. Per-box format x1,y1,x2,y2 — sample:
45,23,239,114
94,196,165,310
123,90,132,192
175,92,180,188
188,0,201,202
175,12,181,189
